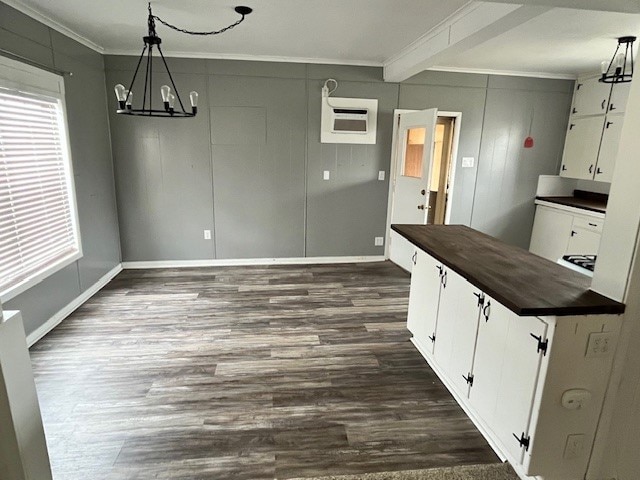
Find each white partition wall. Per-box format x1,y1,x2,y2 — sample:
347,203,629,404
0,309,52,480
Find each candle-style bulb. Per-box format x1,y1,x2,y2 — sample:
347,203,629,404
189,91,198,114
615,52,626,68
601,60,609,75
125,90,133,109
114,84,126,109
167,93,176,113
161,85,171,110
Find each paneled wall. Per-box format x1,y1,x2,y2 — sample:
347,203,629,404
0,2,121,336
106,57,573,260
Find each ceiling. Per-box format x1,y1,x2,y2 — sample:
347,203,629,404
5,0,640,79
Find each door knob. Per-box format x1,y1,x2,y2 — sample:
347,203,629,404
420,189,426,195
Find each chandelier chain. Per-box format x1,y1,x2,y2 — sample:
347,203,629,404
152,13,247,36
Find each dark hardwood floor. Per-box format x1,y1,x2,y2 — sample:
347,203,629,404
30,262,499,480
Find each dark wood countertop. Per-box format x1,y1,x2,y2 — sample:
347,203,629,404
391,224,624,317
536,190,607,214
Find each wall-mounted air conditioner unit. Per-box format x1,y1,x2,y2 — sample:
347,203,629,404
321,97,378,144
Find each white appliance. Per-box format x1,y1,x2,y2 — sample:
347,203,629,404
557,254,595,277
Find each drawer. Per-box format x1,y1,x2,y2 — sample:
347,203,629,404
572,216,604,233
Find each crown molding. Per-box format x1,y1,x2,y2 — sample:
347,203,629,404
427,65,577,81
103,49,384,67
2,0,104,53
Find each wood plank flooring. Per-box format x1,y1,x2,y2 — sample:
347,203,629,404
30,261,500,480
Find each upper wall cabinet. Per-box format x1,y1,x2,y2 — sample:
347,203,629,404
571,77,611,116
559,75,631,183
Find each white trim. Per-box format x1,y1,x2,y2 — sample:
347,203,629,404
104,50,383,67
1,0,104,54
427,65,577,81
26,263,122,347
122,256,386,269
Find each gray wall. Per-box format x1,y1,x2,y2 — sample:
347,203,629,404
1,2,121,337
106,56,572,260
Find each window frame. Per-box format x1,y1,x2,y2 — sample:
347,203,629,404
0,56,82,303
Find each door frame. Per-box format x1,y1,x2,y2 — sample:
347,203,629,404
384,109,462,259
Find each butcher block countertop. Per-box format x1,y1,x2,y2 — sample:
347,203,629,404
391,224,625,317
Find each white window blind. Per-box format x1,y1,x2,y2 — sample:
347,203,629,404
0,87,80,298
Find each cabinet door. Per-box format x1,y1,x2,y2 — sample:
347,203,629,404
572,77,611,116
468,297,511,426
594,114,624,183
529,206,573,261
494,316,547,464
560,116,605,180
406,249,442,353
566,227,601,255
433,268,481,397
608,82,631,114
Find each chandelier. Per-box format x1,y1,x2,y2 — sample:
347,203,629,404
600,36,635,84
114,2,252,117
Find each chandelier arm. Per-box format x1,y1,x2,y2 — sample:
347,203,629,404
157,44,188,113
148,45,154,116
127,44,148,106
142,45,152,112
152,13,246,36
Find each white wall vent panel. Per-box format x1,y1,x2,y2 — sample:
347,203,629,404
321,97,378,144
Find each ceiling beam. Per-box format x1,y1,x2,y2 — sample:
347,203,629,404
383,2,552,83
488,0,640,14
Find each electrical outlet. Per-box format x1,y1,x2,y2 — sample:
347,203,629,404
203,230,211,240
323,170,330,180
378,171,385,181
462,157,475,168
586,332,614,358
563,434,585,459
374,237,384,246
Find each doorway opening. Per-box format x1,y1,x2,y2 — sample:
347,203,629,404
385,109,461,270
428,117,456,225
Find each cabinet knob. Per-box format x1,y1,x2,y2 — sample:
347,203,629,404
571,230,577,237
601,99,607,110
569,124,576,131
589,164,594,174
483,301,491,321
572,107,577,114
606,121,613,129
609,104,617,111
441,270,447,288
561,164,567,171
596,167,603,175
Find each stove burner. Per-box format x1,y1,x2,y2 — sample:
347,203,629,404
562,255,596,272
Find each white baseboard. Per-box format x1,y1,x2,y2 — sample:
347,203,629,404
122,255,387,269
26,264,123,347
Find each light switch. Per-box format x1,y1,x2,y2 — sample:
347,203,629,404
462,157,475,168
203,230,212,240
374,237,384,246
323,170,330,180
378,171,385,181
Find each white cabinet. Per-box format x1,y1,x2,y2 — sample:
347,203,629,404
407,249,442,353
571,77,610,116
529,205,573,261
608,82,630,114
469,299,548,465
560,74,631,182
560,117,605,180
433,267,482,396
530,203,605,261
594,114,624,183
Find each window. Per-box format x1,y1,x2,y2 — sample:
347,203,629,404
0,57,81,302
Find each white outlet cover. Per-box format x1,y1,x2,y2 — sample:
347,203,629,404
378,171,385,181
374,237,384,246
204,230,212,240
462,157,475,168
323,170,330,180
586,331,614,358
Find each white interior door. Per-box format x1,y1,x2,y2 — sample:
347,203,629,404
389,109,437,271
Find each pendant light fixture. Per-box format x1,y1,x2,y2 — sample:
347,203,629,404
114,2,252,117
599,36,636,84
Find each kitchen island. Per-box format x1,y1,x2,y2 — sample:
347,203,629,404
391,224,624,480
